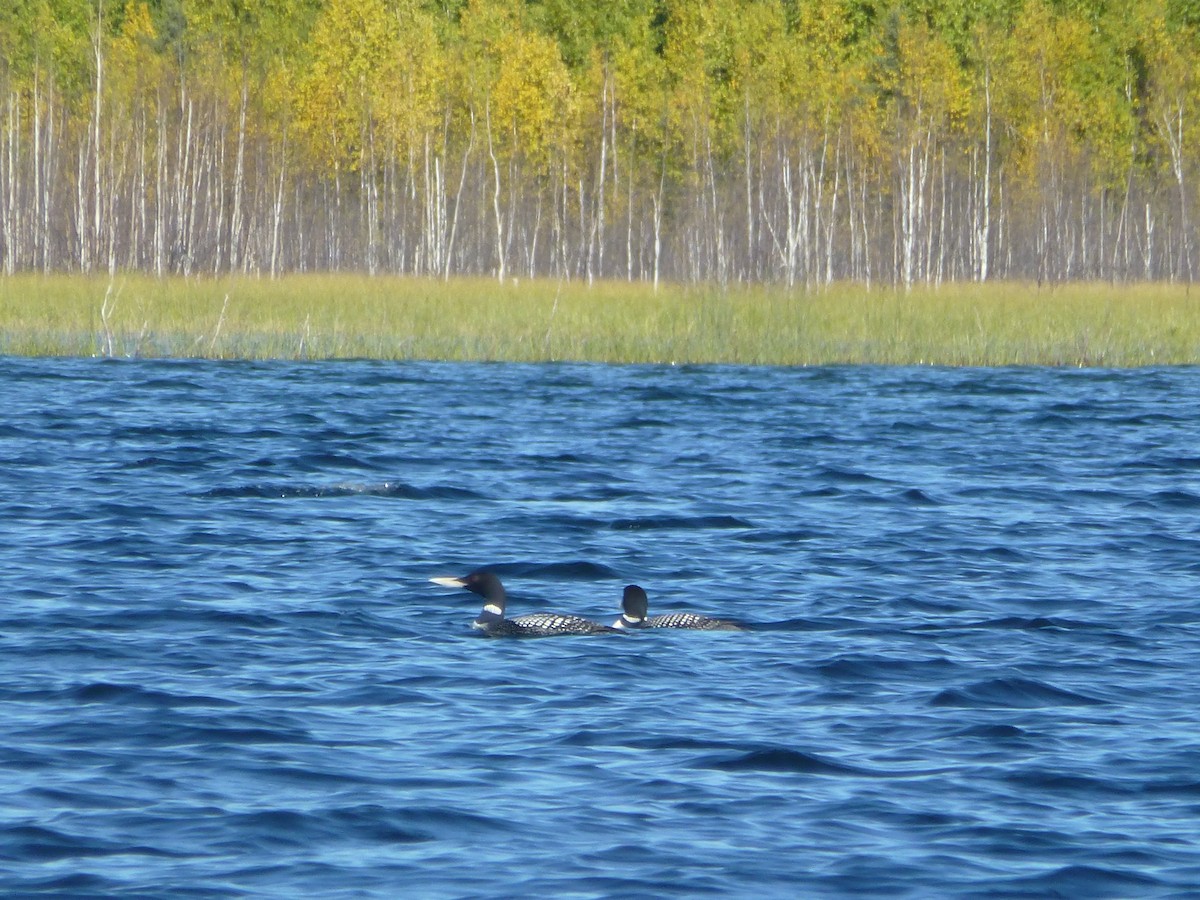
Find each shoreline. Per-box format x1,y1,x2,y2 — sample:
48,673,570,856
1,274,1196,367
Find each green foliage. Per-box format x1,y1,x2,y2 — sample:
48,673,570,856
0,0,94,100
0,0,1199,284
374,0,445,161
525,0,662,70
1,0,1193,176
295,0,396,169
490,25,573,167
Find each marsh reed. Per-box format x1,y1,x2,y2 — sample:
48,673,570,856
1,274,1196,366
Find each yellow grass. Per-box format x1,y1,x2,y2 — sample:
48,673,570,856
1,273,1197,366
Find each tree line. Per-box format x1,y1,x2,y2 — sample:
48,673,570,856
0,0,1197,287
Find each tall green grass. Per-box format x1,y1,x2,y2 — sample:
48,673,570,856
1,273,1197,365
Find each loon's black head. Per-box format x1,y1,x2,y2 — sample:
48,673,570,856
613,584,649,629
430,569,507,618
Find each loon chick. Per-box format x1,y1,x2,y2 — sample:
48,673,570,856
431,570,620,637
612,584,744,631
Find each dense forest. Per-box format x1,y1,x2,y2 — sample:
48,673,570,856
0,0,1198,286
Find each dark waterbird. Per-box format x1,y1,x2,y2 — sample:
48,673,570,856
612,584,745,631
430,570,621,637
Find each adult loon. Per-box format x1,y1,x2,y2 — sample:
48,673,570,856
431,570,621,637
612,584,744,631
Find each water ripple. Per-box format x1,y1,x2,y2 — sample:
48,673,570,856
2,358,1199,897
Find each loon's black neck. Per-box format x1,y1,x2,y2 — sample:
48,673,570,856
475,600,505,624
466,572,507,620
615,612,645,629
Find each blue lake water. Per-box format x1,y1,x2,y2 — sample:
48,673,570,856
2,356,1200,897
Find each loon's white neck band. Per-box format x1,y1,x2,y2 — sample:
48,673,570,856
623,614,644,624
481,603,503,617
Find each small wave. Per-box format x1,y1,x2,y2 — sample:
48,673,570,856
995,863,1164,897
969,616,1089,631
699,746,878,777
886,418,957,434
735,527,825,544
324,806,434,844
633,386,691,403
1046,400,1100,414
612,416,671,429
1129,454,1200,471
5,873,119,893
975,545,1033,561
553,729,612,748
21,786,131,810
391,806,512,838
1147,489,1200,509
815,466,890,485
505,512,606,534
72,607,290,633
945,374,1047,397
816,655,959,681
197,481,485,501
951,723,1028,740
291,451,375,472
897,487,942,505
608,515,753,531
130,455,188,471
1142,778,1200,796
1111,413,1181,426
1063,486,1135,504
760,616,859,632
123,423,225,441
548,485,643,503
930,677,1105,709
180,724,314,745
799,485,842,498
518,451,588,464
1005,768,1138,798
497,560,621,580
0,824,177,863
68,682,236,709
625,735,755,752
220,805,431,848
138,376,208,391
1023,412,1075,426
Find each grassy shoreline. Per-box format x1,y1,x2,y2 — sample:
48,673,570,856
1,274,1197,366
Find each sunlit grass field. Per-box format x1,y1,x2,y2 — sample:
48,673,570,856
1,273,1197,366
